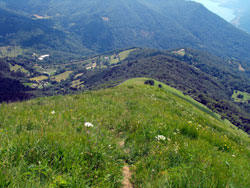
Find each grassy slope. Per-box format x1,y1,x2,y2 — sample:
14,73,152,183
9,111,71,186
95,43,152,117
232,90,250,103
0,78,250,187
9,64,29,74
30,76,48,82
110,49,136,65
0,46,23,58
51,71,73,83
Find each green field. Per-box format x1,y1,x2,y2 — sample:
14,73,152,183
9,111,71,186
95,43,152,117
71,79,84,89
30,76,48,82
110,49,136,64
0,78,249,187
9,64,29,74
232,90,250,103
0,46,23,58
51,71,73,82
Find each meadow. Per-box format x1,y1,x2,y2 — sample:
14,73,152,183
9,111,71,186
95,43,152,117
232,90,250,103
0,78,250,187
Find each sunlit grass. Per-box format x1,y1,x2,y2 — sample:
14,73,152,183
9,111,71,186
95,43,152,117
0,78,249,187
232,90,250,103
9,64,29,74
110,49,136,64
30,76,48,82
51,71,73,82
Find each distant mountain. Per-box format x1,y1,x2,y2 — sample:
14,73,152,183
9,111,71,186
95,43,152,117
0,7,93,61
1,0,250,63
193,0,250,34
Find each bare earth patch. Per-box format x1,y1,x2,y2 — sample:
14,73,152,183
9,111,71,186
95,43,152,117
122,165,133,188
239,64,245,71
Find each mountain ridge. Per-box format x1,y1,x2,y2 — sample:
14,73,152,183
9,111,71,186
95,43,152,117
1,0,250,63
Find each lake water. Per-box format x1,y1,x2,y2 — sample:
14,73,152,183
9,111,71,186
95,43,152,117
191,0,235,22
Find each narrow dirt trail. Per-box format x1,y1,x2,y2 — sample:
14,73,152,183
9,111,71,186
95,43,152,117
122,165,133,188
118,139,133,188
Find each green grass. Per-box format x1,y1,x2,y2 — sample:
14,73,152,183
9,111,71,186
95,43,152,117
51,71,73,82
110,49,136,64
23,83,34,88
232,90,250,103
30,76,48,82
0,78,250,187
71,79,84,89
9,64,29,74
0,46,23,58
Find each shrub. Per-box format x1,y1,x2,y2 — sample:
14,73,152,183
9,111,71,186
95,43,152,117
144,80,155,86
237,94,243,99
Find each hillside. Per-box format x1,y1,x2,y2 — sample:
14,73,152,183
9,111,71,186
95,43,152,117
76,48,250,133
1,0,250,63
0,58,35,102
0,78,250,187
0,7,93,62
2,47,250,133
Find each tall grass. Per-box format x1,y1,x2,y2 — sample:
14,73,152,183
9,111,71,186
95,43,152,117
0,78,250,187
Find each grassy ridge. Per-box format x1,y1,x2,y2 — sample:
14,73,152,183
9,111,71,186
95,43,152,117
0,78,250,187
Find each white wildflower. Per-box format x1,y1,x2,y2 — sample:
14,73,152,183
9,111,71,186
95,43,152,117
51,111,55,115
232,154,236,158
156,135,166,141
198,124,202,128
174,142,180,153
84,122,94,127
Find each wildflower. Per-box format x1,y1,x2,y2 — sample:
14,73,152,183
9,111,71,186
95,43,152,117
188,121,192,124
198,124,202,128
232,154,236,158
84,122,94,127
156,135,166,141
173,132,177,135
174,142,180,153
51,111,55,115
